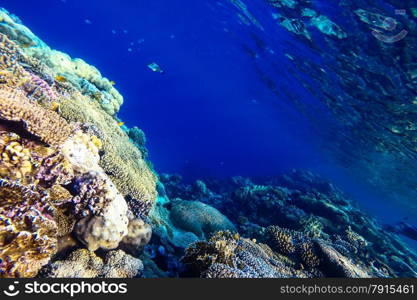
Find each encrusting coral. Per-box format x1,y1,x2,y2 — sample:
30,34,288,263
0,9,156,278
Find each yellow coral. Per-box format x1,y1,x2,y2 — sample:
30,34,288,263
0,132,33,182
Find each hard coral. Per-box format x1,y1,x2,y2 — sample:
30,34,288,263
0,9,158,279
170,199,236,239
0,87,73,146
58,92,157,217
0,179,57,278
0,9,123,116
40,248,143,278
182,231,314,278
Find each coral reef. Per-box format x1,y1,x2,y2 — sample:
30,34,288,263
181,231,318,278
157,170,417,278
40,248,143,278
0,9,156,278
0,8,122,116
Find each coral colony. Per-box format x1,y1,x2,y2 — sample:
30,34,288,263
0,0,417,279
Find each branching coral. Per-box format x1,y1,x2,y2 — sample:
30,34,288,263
0,131,34,183
266,226,297,254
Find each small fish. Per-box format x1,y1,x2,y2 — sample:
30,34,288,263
109,80,116,86
147,62,165,74
21,42,33,48
111,29,117,34
117,121,125,127
50,102,60,112
55,75,67,82
92,91,102,100
85,19,92,25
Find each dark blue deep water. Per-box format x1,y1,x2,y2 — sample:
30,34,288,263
2,0,416,243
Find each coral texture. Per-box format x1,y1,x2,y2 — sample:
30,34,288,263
40,248,143,278
157,171,417,278
0,9,156,278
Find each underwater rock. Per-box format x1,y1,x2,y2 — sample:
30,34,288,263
40,248,143,278
315,241,370,278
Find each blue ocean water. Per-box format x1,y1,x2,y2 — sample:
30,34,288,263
2,0,416,243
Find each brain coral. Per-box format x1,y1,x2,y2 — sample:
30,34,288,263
170,199,237,239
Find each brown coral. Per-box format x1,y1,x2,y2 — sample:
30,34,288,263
0,179,58,277
0,87,74,146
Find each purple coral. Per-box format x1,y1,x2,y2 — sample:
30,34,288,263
24,73,58,104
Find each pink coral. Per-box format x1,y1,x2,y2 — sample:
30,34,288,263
23,73,58,104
